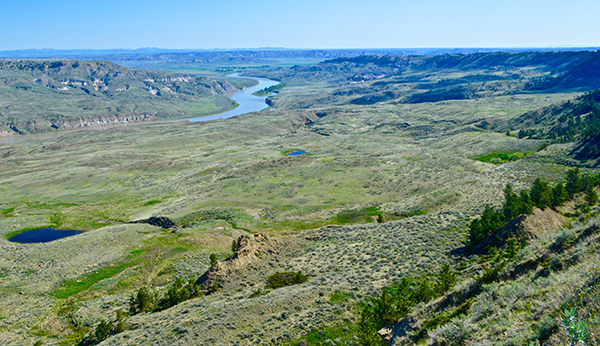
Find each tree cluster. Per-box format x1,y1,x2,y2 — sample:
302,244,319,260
358,264,457,345
469,169,599,247
129,277,200,315
80,311,128,346
516,89,600,148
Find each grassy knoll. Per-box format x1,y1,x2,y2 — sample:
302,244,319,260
471,150,532,164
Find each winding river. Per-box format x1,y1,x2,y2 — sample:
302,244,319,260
183,74,280,122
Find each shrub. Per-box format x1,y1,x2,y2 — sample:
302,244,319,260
414,298,475,342
267,271,308,289
561,308,589,345
250,288,264,298
209,253,218,266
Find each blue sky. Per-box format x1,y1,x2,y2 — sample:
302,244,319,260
1,0,599,50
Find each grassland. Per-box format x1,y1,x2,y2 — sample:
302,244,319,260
0,52,599,345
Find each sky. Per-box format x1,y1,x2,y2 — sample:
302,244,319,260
1,0,599,50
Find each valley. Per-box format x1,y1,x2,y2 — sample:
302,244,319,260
0,49,599,345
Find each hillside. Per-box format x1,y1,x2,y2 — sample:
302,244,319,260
0,51,599,346
0,60,243,136
249,51,600,108
499,88,600,165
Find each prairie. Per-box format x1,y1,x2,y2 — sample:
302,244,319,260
0,50,599,345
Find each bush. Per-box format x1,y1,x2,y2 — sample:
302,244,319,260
267,271,308,289
209,253,218,266
249,288,265,298
414,298,475,342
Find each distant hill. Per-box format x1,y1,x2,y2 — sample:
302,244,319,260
1,47,599,61
502,88,600,164
252,50,600,109
525,51,600,91
0,60,240,135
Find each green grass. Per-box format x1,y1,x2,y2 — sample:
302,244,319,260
334,206,382,224
51,250,147,299
283,321,359,346
471,151,532,164
330,290,351,303
51,233,197,299
0,207,15,217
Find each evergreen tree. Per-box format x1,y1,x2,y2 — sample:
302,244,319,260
469,205,504,246
530,178,551,209
502,184,520,221
129,287,154,314
585,185,598,206
93,319,114,343
159,277,190,310
115,310,128,334
566,168,582,198
551,182,569,207
517,190,534,215
435,263,457,294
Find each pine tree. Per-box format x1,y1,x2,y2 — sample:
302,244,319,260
585,185,598,206
566,168,582,198
530,178,551,209
551,183,568,207
435,263,457,294
518,190,534,215
503,184,520,221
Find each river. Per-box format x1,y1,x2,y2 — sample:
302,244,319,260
183,74,280,122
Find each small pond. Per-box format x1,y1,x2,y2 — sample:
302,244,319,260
286,151,306,156
9,228,83,243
